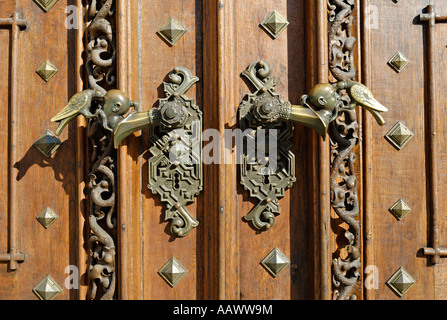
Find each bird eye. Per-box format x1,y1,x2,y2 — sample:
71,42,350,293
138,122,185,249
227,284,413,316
112,103,122,113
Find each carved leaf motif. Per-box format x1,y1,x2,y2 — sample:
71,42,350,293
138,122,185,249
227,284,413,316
328,0,361,300
86,0,117,301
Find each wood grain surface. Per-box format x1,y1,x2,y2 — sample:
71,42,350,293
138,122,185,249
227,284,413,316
0,0,78,299
361,0,447,300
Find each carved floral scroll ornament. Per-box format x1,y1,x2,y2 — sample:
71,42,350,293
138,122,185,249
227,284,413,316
87,0,116,94
328,0,369,300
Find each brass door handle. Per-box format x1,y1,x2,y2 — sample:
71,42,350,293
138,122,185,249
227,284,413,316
243,60,388,139
37,66,202,238
239,60,388,231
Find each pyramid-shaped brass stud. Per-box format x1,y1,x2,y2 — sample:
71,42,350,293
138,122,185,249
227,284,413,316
36,60,58,82
388,51,409,73
34,0,59,12
386,267,416,297
158,257,188,287
389,199,412,221
261,10,289,39
261,247,290,278
157,17,187,46
34,129,62,158
36,207,59,229
385,121,414,150
32,275,62,300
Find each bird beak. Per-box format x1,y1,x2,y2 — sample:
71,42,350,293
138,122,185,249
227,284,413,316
360,97,388,126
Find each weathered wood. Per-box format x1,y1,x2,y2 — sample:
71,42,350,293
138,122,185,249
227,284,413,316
418,4,447,265
361,0,437,299
0,11,28,271
0,0,79,299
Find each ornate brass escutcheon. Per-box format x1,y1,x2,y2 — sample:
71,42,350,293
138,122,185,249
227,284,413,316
239,61,296,231
239,60,388,231
146,67,202,238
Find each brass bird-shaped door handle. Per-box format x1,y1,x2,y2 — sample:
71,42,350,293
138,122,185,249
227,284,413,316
238,60,388,231
242,60,388,139
36,85,165,157
49,89,153,144
288,80,388,138
36,66,203,238
34,88,144,158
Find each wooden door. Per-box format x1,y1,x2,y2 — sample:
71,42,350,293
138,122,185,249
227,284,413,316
361,0,447,300
2,0,445,301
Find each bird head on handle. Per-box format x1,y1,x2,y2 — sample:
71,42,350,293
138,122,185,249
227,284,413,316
306,83,344,125
102,89,133,117
99,89,139,132
290,81,388,139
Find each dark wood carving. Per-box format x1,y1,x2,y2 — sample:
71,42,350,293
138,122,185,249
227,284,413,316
86,0,116,94
86,0,117,300
328,0,361,300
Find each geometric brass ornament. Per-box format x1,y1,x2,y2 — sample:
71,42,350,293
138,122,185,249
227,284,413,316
32,275,63,300
260,10,289,39
157,17,187,46
36,207,59,229
158,257,188,287
239,61,296,231
385,121,414,150
33,129,62,158
261,247,290,278
36,60,59,82
388,51,409,73
386,267,416,298
147,67,202,238
389,199,412,221
34,0,59,12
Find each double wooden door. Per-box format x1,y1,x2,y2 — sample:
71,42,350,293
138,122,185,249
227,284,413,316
0,0,446,300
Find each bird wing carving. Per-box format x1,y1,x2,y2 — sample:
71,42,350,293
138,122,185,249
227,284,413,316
51,91,90,122
350,83,388,112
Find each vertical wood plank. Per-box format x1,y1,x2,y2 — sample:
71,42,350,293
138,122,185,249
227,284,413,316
135,0,202,300
0,0,78,299
361,0,435,300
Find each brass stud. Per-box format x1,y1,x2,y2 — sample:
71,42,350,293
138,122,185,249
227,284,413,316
158,257,188,287
36,207,59,229
157,17,187,46
389,199,412,221
32,275,62,300
260,10,289,39
388,51,409,73
261,247,290,278
385,121,414,150
34,0,59,12
33,129,62,158
36,60,59,82
386,267,416,297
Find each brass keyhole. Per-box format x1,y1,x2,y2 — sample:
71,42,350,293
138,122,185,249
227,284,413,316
263,174,270,185
173,172,181,190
